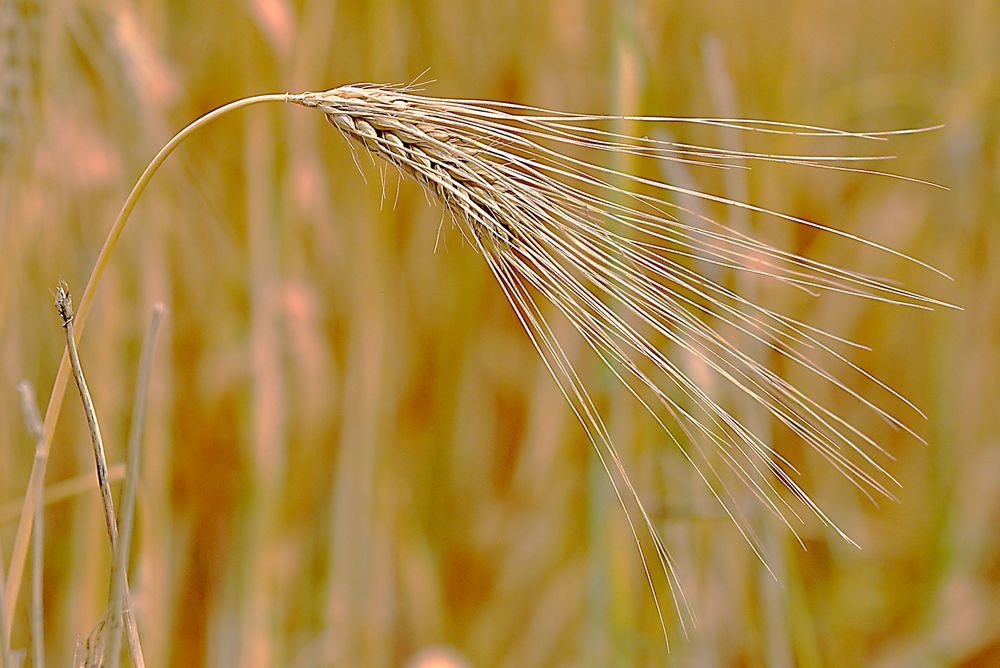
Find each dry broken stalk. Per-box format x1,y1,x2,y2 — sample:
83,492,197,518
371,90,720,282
53,283,145,668
8,82,949,647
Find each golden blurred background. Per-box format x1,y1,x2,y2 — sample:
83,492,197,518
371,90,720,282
1,0,997,666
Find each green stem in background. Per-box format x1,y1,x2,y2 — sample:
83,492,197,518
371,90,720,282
0,523,8,668
2,92,290,640
107,303,166,668
16,382,46,668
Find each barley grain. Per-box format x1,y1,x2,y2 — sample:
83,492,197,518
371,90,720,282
292,82,949,638
15,82,947,651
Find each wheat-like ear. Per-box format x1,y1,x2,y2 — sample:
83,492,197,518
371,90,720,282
10,81,947,650
291,82,950,641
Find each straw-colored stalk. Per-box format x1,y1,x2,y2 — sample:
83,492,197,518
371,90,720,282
53,284,145,667
6,82,948,649
0,466,126,525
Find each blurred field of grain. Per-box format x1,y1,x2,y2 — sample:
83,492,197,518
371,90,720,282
0,0,997,666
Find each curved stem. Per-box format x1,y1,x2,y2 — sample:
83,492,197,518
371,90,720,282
3,93,291,636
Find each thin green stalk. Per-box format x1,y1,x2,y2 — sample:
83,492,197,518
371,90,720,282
0,529,9,668
106,303,165,668
2,92,289,638
16,382,45,668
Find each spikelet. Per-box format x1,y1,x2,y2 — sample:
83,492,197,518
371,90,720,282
292,82,945,637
